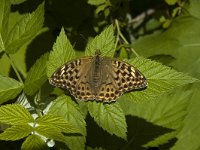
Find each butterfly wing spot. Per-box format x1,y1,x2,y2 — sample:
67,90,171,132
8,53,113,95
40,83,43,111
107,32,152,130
111,60,147,92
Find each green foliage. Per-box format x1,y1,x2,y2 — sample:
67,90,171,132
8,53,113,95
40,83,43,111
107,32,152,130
5,3,44,54
85,24,115,57
88,102,127,140
47,27,75,77
24,53,49,96
0,0,199,149
0,75,23,104
21,134,48,150
49,95,86,150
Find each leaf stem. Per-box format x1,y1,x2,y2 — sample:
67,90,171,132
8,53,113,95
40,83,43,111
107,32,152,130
6,53,23,83
115,19,139,57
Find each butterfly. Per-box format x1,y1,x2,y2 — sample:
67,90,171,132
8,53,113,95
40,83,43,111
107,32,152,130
49,50,147,103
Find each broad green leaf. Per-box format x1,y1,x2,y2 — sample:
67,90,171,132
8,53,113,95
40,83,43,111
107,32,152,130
0,124,32,141
47,27,75,77
49,95,86,150
24,53,49,95
64,136,86,150
0,0,10,42
0,75,23,104
85,24,115,57
21,134,48,150
132,15,200,72
88,101,127,140
144,131,178,147
5,2,44,54
119,88,192,129
172,89,200,150
37,114,81,134
185,0,200,19
123,57,198,102
49,95,86,135
119,88,193,148
0,104,34,125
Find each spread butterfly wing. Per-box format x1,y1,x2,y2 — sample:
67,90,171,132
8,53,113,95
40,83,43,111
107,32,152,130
109,59,147,92
49,57,94,100
95,58,147,102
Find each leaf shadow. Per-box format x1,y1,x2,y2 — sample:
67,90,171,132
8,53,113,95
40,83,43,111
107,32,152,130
86,114,175,150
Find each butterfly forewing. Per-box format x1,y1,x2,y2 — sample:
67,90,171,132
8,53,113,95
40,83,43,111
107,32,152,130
50,57,94,100
49,53,147,102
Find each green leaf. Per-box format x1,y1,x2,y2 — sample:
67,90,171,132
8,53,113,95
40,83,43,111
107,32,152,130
185,0,200,19
132,15,200,72
35,124,67,143
11,0,27,5
120,88,192,129
165,0,177,5
0,104,34,125
49,95,86,135
0,124,32,141
37,114,81,134
87,101,127,140
24,53,49,96
88,0,106,6
47,27,75,77
21,134,48,150
85,24,115,57
172,89,200,150
49,95,86,150
0,75,23,104
123,57,198,102
35,124,83,150
5,2,44,54
0,0,10,42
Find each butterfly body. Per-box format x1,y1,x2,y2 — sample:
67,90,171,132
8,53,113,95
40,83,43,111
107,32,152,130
49,52,147,102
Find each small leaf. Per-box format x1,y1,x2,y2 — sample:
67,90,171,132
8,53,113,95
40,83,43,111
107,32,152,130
49,95,86,135
47,27,75,77
0,124,32,141
87,101,127,140
37,114,81,134
5,2,44,54
88,0,106,6
85,24,115,57
24,53,49,96
0,75,23,104
0,0,10,41
125,57,198,102
21,134,48,150
165,0,177,5
0,104,34,125
49,95,86,150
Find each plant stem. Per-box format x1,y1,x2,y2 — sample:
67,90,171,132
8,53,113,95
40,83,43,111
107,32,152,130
115,19,139,57
6,53,23,83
